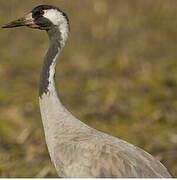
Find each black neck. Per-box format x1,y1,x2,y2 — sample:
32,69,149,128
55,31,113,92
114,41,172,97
39,27,62,98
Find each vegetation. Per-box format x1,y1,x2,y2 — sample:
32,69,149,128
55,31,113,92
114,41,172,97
0,0,176,177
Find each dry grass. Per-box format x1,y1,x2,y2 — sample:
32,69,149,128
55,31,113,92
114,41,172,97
0,0,177,177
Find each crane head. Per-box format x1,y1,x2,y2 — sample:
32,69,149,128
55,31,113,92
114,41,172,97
1,5,69,31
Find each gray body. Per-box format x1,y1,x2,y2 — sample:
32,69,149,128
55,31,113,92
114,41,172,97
2,5,172,177
40,93,171,177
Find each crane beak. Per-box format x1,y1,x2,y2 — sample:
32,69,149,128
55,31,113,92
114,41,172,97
1,13,38,28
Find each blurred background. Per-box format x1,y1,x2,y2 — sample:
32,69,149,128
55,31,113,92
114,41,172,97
0,0,176,177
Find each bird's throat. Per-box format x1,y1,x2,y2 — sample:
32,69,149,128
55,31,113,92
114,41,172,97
39,28,62,98
39,44,61,98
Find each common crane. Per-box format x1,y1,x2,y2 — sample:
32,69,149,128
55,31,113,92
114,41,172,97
2,5,172,178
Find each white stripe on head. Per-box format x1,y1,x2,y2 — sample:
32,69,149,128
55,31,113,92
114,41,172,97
43,9,69,47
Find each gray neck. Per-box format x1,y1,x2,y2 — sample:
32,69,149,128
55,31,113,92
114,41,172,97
39,27,62,98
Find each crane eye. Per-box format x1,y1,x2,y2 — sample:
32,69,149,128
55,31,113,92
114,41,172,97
40,10,45,15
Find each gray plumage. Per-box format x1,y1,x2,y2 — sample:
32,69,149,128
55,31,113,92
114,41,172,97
2,5,172,178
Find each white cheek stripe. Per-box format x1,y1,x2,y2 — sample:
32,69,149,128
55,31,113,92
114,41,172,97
43,9,69,47
43,9,59,26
